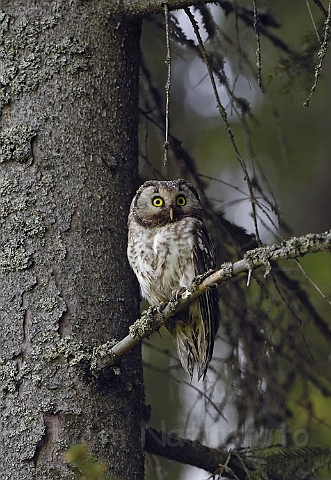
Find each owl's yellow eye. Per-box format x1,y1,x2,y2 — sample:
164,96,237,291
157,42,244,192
176,195,186,207
152,196,164,207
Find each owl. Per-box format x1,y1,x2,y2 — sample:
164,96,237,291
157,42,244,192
127,179,220,379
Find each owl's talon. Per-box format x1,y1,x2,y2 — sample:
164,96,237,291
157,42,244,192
171,287,186,301
157,301,167,313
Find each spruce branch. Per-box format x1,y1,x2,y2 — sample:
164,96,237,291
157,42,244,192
303,0,331,107
121,0,214,17
90,230,331,374
145,429,331,479
144,426,249,477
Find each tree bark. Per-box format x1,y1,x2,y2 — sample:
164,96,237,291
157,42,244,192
0,1,144,478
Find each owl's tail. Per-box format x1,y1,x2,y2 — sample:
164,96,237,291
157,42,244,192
168,298,216,380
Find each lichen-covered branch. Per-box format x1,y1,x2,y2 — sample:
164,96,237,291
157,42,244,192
90,230,331,373
303,0,331,107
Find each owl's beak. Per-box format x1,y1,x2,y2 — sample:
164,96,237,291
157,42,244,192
169,206,174,221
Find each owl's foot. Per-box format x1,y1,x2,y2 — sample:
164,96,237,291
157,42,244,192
171,287,186,301
157,301,167,313
187,269,216,292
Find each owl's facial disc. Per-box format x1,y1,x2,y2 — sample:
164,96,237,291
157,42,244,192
132,180,203,227
150,193,175,221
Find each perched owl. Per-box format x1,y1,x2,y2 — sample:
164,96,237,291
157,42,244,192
127,179,220,379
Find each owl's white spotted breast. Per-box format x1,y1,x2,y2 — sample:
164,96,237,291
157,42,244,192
127,216,200,305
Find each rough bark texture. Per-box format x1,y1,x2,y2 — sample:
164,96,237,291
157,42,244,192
0,1,144,478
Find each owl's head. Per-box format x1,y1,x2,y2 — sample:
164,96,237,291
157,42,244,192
130,179,203,227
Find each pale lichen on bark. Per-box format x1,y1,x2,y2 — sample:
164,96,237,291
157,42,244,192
0,244,32,272
0,124,36,164
0,8,85,474
0,9,90,113
90,340,118,373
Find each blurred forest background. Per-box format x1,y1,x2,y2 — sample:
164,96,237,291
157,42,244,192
137,1,331,478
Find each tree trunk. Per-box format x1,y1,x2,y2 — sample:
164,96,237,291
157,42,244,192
0,1,144,478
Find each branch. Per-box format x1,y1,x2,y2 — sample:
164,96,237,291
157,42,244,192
119,0,212,17
124,0,294,56
90,231,331,373
303,0,331,107
144,427,249,478
145,428,331,479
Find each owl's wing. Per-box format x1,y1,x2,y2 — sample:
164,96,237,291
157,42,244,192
191,223,220,379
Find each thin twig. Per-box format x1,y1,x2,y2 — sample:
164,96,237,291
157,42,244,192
313,0,328,17
163,2,171,166
214,452,241,480
306,0,322,43
184,7,262,244
144,361,226,418
295,258,331,307
303,0,331,107
253,0,263,90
